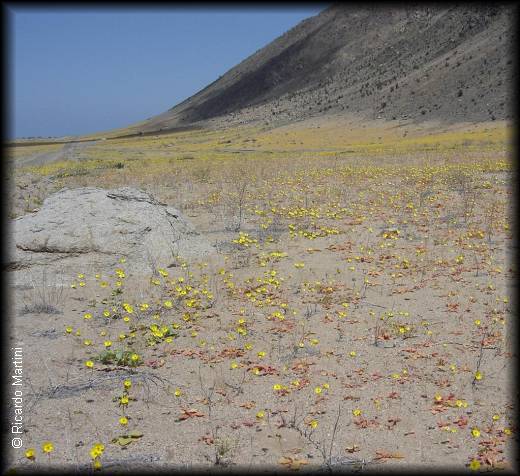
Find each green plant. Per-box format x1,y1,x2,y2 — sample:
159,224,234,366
98,349,141,367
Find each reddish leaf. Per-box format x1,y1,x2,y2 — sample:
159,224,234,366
375,450,404,460
239,401,255,410
199,434,214,445
178,408,205,421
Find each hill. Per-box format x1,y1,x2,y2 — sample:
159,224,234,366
133,4,514,134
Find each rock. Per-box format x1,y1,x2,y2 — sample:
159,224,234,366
6,187,215,275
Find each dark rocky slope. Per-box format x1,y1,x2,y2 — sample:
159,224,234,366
137,4,515,132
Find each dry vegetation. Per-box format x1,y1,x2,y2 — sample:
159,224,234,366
7,118,515,472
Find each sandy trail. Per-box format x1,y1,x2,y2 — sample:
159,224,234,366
15,140,99,168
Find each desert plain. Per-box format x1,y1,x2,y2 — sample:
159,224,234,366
4,115,516,472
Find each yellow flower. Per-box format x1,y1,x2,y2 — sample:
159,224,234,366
322,383,329,389
85,360,94,368
273,384,282,391
492,414,500,421
84,313,92,320
471,427,481,438
42,441,54,453
123,379,132,389
469,459,481,471
123,316,130,323
103,310,110,317
349,351,356,357
314,386,322,395
174,388,182,397
65,326,73,334
230,361,239,369
90,443,105,459
310,338,319,346
83,339,92,346
309,419,318,429
120,395,129,405
130,353,140,362
164,300,173,309
103,340,112,348
474,371,483,381
474,319,481,326
352,409,362,417
244,343,253,350
25,448,36,460
122,303,133,314
257,351,266,358
79,281,86,287
119,416,128,426
256,411,265,419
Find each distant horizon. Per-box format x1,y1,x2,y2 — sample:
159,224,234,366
8,6,326,139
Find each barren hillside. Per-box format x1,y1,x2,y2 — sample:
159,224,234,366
134,4,515,133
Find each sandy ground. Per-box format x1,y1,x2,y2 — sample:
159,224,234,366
13,140,100,168
4,122,517,473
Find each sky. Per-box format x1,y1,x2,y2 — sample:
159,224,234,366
8,5,326,138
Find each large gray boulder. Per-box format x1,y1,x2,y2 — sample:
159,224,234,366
7,187,215,274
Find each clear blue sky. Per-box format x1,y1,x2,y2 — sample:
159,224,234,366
8,6,326,138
